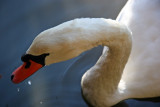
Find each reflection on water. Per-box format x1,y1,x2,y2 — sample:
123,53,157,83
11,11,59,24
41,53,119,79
40,101,43,105
17,88,20,92
28,80,32,85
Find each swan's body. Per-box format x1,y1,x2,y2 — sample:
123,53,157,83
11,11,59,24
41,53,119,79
12,18,132,106
117,0,160,98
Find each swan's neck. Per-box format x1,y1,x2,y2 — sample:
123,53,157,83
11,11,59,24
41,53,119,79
81,21,132,106
28,18,132,106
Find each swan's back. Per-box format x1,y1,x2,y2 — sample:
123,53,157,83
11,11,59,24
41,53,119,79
118,0,160,98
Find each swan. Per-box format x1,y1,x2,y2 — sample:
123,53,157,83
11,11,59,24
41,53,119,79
11,18,132,106
117,0,160,99
11,0,160,106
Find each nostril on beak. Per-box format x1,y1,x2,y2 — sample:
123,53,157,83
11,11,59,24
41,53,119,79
11,75,14,81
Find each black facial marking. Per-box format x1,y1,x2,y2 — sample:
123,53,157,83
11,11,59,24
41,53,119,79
21,53,49,67
25,61,31,68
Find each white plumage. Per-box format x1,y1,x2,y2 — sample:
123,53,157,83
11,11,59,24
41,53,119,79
26,18,132,106
117,0,160,98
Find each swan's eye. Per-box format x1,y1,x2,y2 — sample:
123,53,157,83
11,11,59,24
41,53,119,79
21,54,29,62
21,53,49,66
21,54,31,68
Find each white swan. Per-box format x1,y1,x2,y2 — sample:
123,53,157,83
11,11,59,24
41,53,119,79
11,0,160,106
117,0,160,99
11,18,132,106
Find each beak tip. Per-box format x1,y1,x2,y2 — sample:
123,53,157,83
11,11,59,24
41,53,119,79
11,74,18,84
11,74,14,81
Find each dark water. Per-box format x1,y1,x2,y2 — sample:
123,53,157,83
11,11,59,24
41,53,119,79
0,0,160,107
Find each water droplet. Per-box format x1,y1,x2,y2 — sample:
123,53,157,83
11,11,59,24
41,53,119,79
40,101,43,104
17,88,20,92
28,80,31,85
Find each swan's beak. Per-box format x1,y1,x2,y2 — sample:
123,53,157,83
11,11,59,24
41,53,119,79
11,60,43,84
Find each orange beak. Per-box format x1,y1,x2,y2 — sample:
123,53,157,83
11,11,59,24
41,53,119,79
11,60,43,84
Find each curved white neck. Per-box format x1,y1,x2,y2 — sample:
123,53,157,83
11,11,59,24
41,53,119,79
80,19,132,106
27,18,132,106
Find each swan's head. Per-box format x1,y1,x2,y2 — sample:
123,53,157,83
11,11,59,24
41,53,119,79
11,24,87,84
